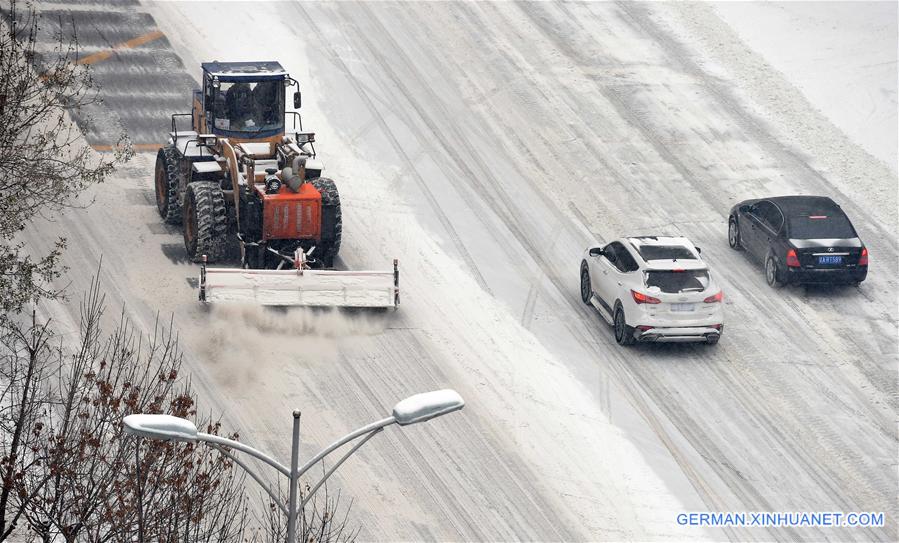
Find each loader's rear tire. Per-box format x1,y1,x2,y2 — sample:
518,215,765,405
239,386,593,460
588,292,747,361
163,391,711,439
183,182,229,263
155,146,182,225
312,177,342,268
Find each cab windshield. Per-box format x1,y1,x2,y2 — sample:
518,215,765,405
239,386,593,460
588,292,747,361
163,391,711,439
213,80,284,133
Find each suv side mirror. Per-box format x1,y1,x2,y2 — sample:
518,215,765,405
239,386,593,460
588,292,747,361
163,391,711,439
695,246,702,254
293,91,302,109
588,247,603,257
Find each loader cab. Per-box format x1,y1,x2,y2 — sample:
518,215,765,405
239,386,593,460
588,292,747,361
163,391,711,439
195,61,295,141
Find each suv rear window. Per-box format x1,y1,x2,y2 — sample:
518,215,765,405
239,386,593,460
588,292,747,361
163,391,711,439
787,214,855,239
636,246,696,261
645,270,709,294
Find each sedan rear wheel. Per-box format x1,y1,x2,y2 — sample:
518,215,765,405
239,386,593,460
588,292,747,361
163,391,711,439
580,262,592,305
765,256,784,288
728,219,742,250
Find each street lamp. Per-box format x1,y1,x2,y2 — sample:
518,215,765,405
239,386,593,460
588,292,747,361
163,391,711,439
122,389,464,543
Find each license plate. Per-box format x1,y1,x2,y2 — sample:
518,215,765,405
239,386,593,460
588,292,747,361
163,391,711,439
671,303,695,312
817,255,842,265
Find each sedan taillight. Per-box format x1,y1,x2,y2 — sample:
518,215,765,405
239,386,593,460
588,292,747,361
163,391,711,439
786,249,800,268
859,247,868,266
631,290,661,304
703,291,723,303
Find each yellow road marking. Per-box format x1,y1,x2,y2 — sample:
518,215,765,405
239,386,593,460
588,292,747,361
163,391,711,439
91,143,161,152
77,29,165,65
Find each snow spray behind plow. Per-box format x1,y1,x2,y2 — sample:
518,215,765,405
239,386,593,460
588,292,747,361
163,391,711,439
198,304,391,387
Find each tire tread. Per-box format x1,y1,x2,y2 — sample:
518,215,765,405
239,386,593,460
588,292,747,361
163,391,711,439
311,177,342,267
156,146,183,225
185,181,228,262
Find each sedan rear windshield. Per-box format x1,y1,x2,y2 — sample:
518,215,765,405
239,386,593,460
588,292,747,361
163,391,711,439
645,270,709,294
788,214,855,239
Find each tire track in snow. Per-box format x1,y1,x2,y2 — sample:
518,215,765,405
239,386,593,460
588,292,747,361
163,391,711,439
283,2,584,539
286,2,492,297
512,3,896,538
334,2,743,536
331,1,895,539
343,325,572,540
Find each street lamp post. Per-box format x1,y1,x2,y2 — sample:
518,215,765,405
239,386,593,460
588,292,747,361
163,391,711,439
122,389,464,543
286,410,300,543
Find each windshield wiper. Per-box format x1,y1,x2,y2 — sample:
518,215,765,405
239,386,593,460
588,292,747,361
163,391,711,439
245,121,273,136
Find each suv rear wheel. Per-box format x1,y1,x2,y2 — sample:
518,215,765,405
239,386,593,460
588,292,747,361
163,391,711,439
614,306,635,346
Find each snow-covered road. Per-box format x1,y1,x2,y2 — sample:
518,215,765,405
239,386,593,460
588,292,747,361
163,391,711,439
26,1,897,540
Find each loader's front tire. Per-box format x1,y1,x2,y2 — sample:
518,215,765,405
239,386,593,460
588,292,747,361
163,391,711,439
183,182,229,263
155,146,182,225
312,177,342,268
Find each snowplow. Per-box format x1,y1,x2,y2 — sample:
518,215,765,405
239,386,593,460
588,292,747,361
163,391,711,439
154,61,398,309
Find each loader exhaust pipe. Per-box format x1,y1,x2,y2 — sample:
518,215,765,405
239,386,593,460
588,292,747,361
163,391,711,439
281,156,307,193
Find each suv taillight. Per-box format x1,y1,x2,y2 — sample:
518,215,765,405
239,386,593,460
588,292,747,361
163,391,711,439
786,249,800,267
631,290,661,304
859,247,868,266
703,291,723,303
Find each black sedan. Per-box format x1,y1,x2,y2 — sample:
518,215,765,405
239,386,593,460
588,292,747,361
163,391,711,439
728,196,868,287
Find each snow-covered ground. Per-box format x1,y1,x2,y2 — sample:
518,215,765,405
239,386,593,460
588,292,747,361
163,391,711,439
22,0,898,541
714,1,897,174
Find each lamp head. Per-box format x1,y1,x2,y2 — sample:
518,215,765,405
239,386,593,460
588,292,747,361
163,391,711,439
392,389,465,426
123,414,198,442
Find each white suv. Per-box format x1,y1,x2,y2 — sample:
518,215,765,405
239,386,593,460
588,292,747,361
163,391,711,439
579,236,724,345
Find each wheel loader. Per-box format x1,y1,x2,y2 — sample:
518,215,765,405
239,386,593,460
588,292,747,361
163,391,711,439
154,61,398,308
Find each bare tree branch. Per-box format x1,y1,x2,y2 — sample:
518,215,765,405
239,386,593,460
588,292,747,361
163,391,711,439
0,0,132,317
